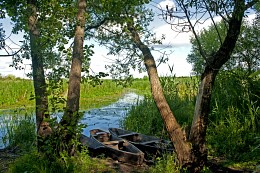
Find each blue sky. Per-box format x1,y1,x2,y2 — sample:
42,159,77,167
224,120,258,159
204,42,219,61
0,0,256,78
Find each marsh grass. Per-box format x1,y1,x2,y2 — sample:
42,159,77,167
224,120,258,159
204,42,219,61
123,76,198,137
0,78,150,110
0,79,34,109
80,79,126,109
207,71,260,164
123,72,259,170
1,108,36,152
148,153,182,173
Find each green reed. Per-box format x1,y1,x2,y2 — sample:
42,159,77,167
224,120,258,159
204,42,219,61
123,76,198,137
0,79,34,109
80,79,126,109
1,108,36,152
123,71,259,170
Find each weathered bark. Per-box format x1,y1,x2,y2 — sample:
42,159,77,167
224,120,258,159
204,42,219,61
60,0,86,155
28,0,50,141
188,1,247,171
127,24,192,167
188,68,217,171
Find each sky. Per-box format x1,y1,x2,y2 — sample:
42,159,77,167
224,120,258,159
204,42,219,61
0,0,256,79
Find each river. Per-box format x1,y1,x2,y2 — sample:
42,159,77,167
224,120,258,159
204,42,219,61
0,92,143,149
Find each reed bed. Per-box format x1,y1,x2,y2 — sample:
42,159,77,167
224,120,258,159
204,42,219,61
123,73,259,171
0,79,34,109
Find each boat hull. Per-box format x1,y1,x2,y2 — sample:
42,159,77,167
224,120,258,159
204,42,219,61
108,128,174,159
89,129,144,165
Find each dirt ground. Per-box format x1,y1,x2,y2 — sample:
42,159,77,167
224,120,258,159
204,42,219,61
0,148,19,173
104,158,149,173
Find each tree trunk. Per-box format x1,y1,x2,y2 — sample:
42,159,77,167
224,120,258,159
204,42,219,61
60,0,86,155
188,1,246,171
127,24,192,168
189,67,217,171
28,0,50,143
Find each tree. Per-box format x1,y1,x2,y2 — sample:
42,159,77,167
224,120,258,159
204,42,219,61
187,17,260,75
0,0,77,150
59,0,87,155
173,0,258,171
27,0,50,143
0,0,51,143
90,0,258,172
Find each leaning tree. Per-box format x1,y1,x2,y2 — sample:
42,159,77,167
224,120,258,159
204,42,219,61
89,0,258,171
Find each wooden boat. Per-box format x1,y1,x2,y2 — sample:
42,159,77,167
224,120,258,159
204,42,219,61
108,128,174,159
80,134,107,156
89,129,144,165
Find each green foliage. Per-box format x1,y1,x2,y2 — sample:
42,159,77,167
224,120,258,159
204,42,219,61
8,149,112,173
123,76,197,137
187,17,260,75
207,70,260,162
149,154,182,173
187,20,227,75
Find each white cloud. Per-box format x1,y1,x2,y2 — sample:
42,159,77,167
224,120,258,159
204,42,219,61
153,24,192,47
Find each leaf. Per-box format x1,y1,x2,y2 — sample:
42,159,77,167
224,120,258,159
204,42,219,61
249,70,260,78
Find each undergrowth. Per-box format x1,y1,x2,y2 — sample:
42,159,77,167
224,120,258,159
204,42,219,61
8,149,113,173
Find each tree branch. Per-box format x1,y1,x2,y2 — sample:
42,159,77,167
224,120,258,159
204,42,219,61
85,17,107,31
0,47,23,57
245,0,258,10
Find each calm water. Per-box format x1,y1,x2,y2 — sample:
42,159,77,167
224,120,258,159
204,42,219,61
81,92,143,136
0,92,143,149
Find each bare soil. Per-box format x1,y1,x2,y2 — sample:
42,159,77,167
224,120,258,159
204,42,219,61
103,158,149,173
0,148,19,173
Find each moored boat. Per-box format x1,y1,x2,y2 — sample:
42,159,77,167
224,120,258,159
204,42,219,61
108,128,174,158
90,129,144,165
80,134,107,156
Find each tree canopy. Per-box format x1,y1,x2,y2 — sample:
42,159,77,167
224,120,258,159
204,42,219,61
187,15,260,75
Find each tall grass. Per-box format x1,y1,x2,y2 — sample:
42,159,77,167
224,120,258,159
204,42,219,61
207,71,260,163
1,108,36,152
80,80,126,109
123,76,198,137
0,79,34,109
0,77,150,110
123,71,259,170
